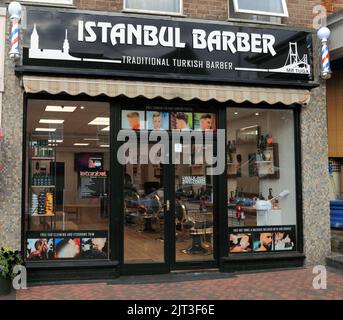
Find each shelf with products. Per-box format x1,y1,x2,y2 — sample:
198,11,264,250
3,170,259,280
249,143,280,179
28,135,57,226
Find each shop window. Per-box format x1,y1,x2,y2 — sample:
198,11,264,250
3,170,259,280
124,0,182,15
228,0,287,23
227,108,297,254
25,100,110,261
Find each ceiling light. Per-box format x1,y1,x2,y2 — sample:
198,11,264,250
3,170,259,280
101,126,110,132
88,117,110,126
48,144,58,147
39,119,64,124
234,112,238,115
80,106,85,110
83,138,100,141
100,144,109,148
73,143,89,146
255,113,260,116
45,106,77,112
48,139,63,143
35,128,56,132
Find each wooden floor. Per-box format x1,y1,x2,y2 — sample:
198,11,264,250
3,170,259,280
124,224,214,263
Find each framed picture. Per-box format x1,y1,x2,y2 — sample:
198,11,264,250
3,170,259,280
146,111,170,130
170,112,193,130
194,113,216,131
121,110,146,130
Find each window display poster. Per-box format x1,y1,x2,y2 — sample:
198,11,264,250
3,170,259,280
26,231,109,260
229,226,296,254
122,110,146,130
194,113,216,131
229,233,252,253
170,112,193,130
146,111,170,130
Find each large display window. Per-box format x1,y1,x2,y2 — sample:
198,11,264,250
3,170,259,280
227,108,297,254
24,99,110,261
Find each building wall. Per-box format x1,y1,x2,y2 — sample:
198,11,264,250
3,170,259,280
0,0,331,266
0,12,24,250
323,0,343,14
74,0,320,28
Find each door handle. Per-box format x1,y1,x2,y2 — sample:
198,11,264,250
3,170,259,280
165,200,170,211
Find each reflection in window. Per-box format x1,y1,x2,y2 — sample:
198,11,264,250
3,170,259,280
233,0,288,17
228,0,284,23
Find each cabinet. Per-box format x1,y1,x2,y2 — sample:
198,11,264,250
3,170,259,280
28,136,57,230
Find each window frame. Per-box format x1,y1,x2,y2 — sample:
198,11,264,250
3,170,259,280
232,0,289,18
123,0,184,17
19,0,74,6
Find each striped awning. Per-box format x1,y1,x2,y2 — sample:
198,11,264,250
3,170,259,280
22,76,311,105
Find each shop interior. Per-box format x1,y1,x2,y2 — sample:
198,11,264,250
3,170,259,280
25,100,216,262
25,100,110,235
227,108,297,228
24,100,297,261
124,143,214,263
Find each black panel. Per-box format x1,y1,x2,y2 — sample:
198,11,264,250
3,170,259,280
23,8,314,86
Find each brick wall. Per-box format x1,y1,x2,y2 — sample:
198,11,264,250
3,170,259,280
74,0,322,29
323,0,343,14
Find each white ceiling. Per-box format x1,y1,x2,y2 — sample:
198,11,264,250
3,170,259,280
27,99,110,151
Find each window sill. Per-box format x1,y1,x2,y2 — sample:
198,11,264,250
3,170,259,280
11,1,76,9
221,252,305,272
122,9,187,18
26,260,119,269
222,252,305,262
227,17,284,27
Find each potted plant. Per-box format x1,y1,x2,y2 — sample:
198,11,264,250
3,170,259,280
0,247,23,296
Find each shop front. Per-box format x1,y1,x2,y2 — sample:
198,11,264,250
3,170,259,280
11,6,326,281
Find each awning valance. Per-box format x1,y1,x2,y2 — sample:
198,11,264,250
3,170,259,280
22,76,311,106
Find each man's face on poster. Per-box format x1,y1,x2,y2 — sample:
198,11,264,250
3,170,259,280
200,117,212,131
260,233,273,249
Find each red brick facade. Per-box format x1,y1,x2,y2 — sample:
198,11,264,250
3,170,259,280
323,0,343,14
73,0,326,29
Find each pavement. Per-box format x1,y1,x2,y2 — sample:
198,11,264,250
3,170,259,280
2,266,343,300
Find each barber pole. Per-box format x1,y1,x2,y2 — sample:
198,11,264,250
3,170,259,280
317,27,332,80
9,18,19,59
8,2,22,60
321,42,330,74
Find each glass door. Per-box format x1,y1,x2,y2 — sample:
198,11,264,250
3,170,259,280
123,143,171,271
121,131,218,272
172,141,216,266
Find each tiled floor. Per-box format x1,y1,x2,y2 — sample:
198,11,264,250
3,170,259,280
5,267,343,300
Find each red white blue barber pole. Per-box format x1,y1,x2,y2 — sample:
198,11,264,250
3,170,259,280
8,2,22,60
317,27,332,80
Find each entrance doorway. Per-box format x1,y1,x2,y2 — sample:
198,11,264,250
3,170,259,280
123,139,218,273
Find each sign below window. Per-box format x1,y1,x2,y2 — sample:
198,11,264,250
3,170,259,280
26,230,109,260
229,226,296,253
22,8,313,86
